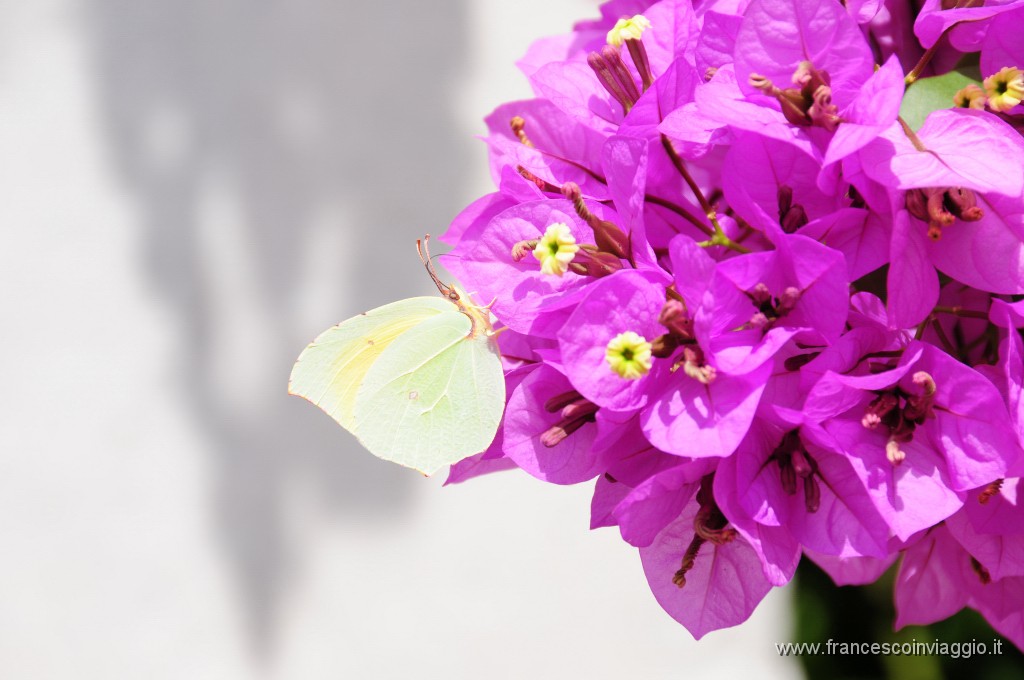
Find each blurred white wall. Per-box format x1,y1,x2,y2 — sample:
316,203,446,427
0,1,802,678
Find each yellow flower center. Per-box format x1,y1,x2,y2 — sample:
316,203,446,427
606,15,651,47
983,66,1024,113
532,223,579,276
953,83,986,110
605,331,653,379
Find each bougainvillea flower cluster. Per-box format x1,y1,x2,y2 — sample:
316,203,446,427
439,0,1024,645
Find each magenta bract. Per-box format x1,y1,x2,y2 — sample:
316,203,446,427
436,0,1024,647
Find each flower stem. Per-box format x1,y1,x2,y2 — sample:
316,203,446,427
661,135,715,219
696,231,751,254
897,116,929,151
905,23,958,85
930,318,959,357
520,142,711,237
906,42,942,86
643,194,715,237
662,135,751,254
932,305,990,320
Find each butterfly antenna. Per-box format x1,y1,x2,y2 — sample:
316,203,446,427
416,234,460,301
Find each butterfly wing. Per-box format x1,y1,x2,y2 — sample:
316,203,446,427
288,296,454,431
352,310,505,475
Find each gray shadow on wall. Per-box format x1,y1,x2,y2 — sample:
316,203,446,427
82,0,470,655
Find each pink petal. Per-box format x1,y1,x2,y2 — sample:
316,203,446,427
895,526,973,628
734,0,873,107
927,191,1024,294
640,503,774,638
859,111,1024,196
805,550,897,585
642,362,771,458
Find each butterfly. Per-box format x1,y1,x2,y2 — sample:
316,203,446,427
288,236,505,475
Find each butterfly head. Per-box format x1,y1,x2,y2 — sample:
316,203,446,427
417,235,493,338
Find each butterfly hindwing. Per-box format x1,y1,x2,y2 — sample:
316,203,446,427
352,310,505,474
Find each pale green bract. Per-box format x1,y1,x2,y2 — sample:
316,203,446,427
288,288,505,476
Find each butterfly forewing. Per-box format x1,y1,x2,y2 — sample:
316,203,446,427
288,297,453,430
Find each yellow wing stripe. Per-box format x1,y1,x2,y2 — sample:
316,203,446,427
288,297,449,430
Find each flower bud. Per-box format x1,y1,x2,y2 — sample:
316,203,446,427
625,37,654,91
803,475,821,513
509,116,534,147
544,389,584,413
779,459,798,495
562,182,630,259
679,346,716,383
587,48,639,114
658,298,694,339
516,165,560,193
568,247,624,277
790,446,814,478
540,401,598,447
945,187,984,222
886,437,906,466
808,84,840,132
903,371,936,422
650,333,681,358
862,392,899,429
778,185,809,233
776,287,801,317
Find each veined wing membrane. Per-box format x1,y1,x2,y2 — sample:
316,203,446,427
288,296,453,430
353,310,505,474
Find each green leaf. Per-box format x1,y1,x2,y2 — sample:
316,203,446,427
900,70,981,131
